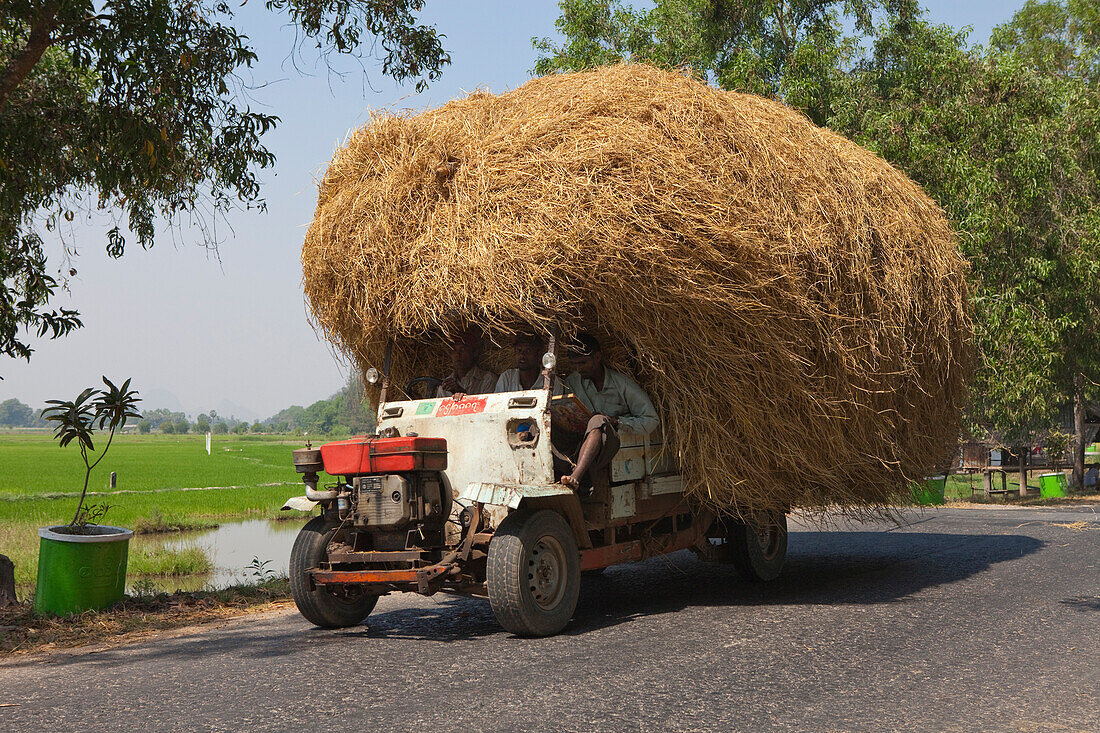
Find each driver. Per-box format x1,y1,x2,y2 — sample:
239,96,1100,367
436,328,497,398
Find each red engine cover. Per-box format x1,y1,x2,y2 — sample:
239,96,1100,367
320,436,447,475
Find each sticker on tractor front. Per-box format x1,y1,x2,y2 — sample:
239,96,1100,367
415,401,437,415
436,396,487,417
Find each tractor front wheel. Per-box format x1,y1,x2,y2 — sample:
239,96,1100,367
290,516,378,628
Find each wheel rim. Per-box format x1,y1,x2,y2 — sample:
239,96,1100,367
527,534,568,610
753,515,783,561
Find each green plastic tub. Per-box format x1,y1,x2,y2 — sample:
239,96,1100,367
34,525,132,616
911,475,946,506
1038,473,1069,499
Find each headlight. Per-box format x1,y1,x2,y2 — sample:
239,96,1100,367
541,352,557,370
365,367,380,384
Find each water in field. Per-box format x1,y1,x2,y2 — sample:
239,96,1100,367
129,518,304,592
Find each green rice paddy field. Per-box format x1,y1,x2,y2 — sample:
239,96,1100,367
0,431,323,592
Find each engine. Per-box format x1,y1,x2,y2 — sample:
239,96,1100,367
351,473,447,529
293,435,451,551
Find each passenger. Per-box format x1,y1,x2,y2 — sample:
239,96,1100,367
435,329,497,398
559,333,659,492
495,333,564,393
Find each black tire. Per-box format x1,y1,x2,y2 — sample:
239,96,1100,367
290,516,378,628
487,509,580,637
728,511,787,582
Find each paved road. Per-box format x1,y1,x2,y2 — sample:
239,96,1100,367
2,506,1098,732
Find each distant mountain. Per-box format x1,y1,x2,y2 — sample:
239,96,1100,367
214,399,259,423
137,389,259,423
141,388,186,413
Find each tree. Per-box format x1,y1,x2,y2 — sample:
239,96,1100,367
137,417,152,434
213,421,228,434
161,420,175,434
251,421,264,433
1,1,450,366
0,397,34,426
174,417,190,434
533,0,919,125
264,371,376,435
41,376,140,527
987,0,1100,486
337,370,375,434
140,407,183,430
829,6,1100,483
194,418,210,433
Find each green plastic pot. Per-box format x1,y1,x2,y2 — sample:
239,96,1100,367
34,525,133,616
1038,473,1068,499
911,475,946,506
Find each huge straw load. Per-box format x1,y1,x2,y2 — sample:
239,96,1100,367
302,64,972,515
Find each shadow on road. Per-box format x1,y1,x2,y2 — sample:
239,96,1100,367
1059,596,1100,612
16,529,1042,666
344,530,1043,639
563,530,1042,635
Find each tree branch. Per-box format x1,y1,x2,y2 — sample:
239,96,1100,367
0,1,62,114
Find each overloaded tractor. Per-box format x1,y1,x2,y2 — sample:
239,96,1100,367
285,336,788,637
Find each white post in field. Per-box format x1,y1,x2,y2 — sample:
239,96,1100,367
206,432,212,455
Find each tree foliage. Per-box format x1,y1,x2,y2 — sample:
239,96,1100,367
0,0,449,366
265,371,375,435
0,397,36,426
533,0,920,125
830,4,1100,441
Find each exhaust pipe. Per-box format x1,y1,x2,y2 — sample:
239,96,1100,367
294,448,338,501
303,473,338,502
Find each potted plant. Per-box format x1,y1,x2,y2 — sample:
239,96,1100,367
35,377,141,616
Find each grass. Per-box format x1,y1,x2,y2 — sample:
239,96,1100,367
0,515,235,592
0,484,308,527
0,484,312,592
128,544,214,577
0,432,322,594
0,579,292,655
942,471,1100,505
0,432,308,497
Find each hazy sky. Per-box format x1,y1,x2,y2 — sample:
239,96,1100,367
1,0,1025,419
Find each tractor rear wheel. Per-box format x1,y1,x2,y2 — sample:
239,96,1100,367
728,510,787,582
290,517,378,628
487,509,580,637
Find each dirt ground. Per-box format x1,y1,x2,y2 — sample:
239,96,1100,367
0,580,291,656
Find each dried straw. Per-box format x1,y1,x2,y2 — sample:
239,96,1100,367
302,64,972,516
